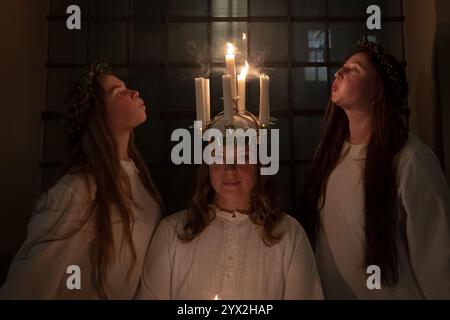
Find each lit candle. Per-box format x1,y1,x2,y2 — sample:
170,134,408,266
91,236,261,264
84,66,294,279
195,78,205,126
237,60,249,113
222,74,234,122
203,78,210,125
258,74,270,126
225,42,237,100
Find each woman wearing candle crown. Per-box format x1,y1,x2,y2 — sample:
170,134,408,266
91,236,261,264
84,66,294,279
136,118,323,299
0,61,164,299
299,40,450,299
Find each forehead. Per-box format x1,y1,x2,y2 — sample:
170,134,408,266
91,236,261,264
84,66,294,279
345,52,370,66
345,52,376,74
98,74,124,91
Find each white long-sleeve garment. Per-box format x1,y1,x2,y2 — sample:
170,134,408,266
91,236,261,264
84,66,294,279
0,160,161,299
136,206,323,300
317,134,450,299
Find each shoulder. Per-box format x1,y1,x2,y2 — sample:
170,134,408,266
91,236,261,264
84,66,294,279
32,172,96,226
276,213,309,245
395,134,438,168
37,172,95,211
395,133,448,194
154,209,187,234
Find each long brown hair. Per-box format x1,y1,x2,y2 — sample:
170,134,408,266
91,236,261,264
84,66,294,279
179,162,284,246
24,72,164,298
299,45,409,287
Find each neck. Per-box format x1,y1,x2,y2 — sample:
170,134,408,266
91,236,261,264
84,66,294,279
215,194,251,214
115,130,131,161
344,108,373,145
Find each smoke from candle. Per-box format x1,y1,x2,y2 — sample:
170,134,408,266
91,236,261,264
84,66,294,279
186,41,211,78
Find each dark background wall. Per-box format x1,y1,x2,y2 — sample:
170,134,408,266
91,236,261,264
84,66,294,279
0,0,48,283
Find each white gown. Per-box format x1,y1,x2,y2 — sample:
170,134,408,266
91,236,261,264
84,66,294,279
317,134,450,299
136,206,323,300
0,160,161,299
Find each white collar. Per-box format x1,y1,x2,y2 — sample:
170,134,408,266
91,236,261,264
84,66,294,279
211,205,250,223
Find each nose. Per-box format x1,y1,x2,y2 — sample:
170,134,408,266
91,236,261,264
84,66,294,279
224,163,237,171
131,90,139,99
334,68,343,80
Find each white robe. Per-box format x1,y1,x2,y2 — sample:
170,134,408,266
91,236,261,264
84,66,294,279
317,134,450,299
0,160,161,299
136,206,323,300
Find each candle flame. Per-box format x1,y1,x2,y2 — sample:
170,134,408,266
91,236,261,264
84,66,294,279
240,60,249,77
214,294,219,300
242,33,247,40
226,42,235,56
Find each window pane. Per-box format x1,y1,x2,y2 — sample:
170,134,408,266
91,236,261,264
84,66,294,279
250,23,289,62
292,0,326,16
89,22,127,63
212,0,247,17
210,67,226,115
329,22,365,62
128,68,163,110
272,118,291,159
91,0,129,16
132,22,164,63
328,66,339,85
367,0,402,17
50,0,89,15
250,0,287,16
328,0,366,16
329,0,401,17
294,116,322,159
248,68,288,109
48,21,87,63
46,68,83,111
171,0,208,16
211,22,248,64
367,22,404,61
133,0,165,16
168,23,208,63
293,23,327,62
167,68,198,109
293,67,329,109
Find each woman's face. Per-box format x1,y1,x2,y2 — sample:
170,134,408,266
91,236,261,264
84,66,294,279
99,74,147,134
331,52,377,111
209,146,258,209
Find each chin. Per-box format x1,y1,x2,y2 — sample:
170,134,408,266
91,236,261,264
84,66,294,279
139,112,147,123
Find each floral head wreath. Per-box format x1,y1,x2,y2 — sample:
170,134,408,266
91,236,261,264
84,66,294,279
64,60,112,146
355,39,408,107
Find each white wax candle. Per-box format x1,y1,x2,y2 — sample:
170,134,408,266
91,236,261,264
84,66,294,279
225,43,237,100
237,61,248,113
258,74,270,125
222,74,234,122
195,78,205,125
203,78,210,125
